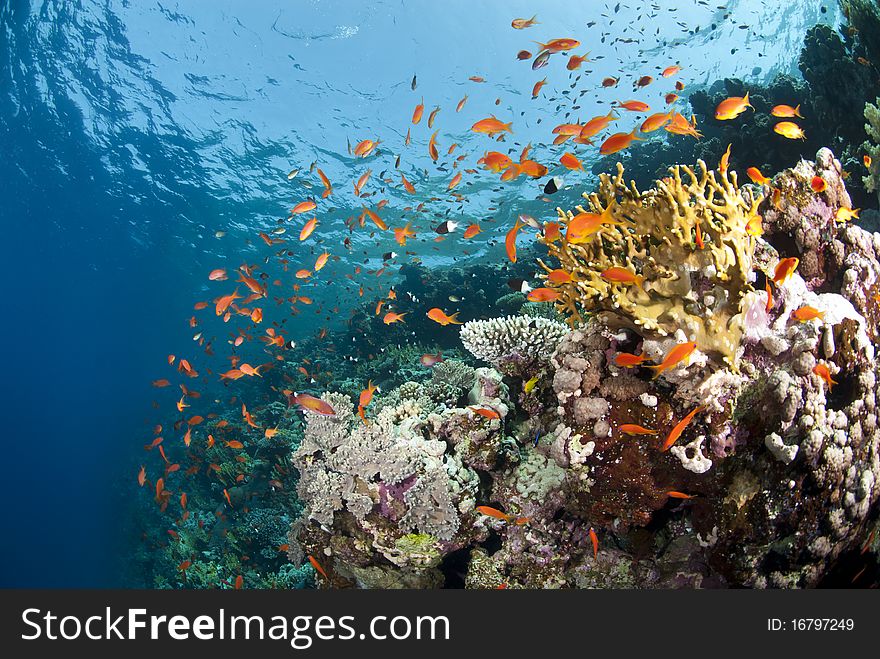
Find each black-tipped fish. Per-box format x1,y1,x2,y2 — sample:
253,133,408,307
507,278,532,293
544,176,564,194
382,251,398,261
434,220,459,234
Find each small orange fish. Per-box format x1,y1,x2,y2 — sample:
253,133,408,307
601,266,644,288
810,175,827,193
505,220,524,263
308,555,329,580
412,97,424,124
393,222,416,246
383,311,407,325
559,152,583,171
640,111,673,133
427,308,462,325
476,505,528,525
456,94,468,112
546,269,575,284
471,116,513,136
565,206,622,243
314,252,330,271
589,527,598,560
864,155,872,168
619,424,658,436
792,305,825,322
511,15,538,29
359,380,378,408
613,352,649,368
152,379,171,388
774,121,805,140
812,363,838,390
400,173,416,194
428,130,439,161
567,52,590,70
532,78,547,99
666,491,696,499
137,465,146,486
234,574,243,589
715,92,752,120
661,405,705,451
765,281,774,313
223,488,233,508
463,223,482,239
208,268,228,281
469,406,501,420
224,440,244,449
291,200,317,214
601,77,618,88
447,172,462,191
353,138,380,158
746,167,770,185
665,93,679,104
772,257,799,285
661,65,682,77
289,393,337,416
599,130,644,155
534,38,579,53
526,287,558,302
719,143,732,175
648,341,697,379
617,100,650,112
264,427,279,438
478,151,513,172
771,104,803,118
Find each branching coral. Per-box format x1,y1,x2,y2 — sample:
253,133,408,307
539,160,763,367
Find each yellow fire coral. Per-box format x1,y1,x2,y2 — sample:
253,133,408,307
538,160,763,366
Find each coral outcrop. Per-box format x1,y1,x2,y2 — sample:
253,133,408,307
288,148,880,589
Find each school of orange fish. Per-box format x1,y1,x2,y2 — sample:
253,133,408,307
137,12,874,587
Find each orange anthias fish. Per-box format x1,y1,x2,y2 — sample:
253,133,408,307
471,116,513,136
478,151,513,172
469,406,501,420
602,77,618,87
546,269,575,284
746,167,770,185
308,555,329,580
314,252,330,271
476,505,528,525
137,465,146,486
715,92,752,120
661,65,682,77
640,111,673,133
215,289,242,316
534,38,579,53
771,104,803,118
383,311,407,325
527,287,559,302
619,424,658,436
412,97,424,124
599,130,644,155
289,393,337,416
772,257,799,285
208,268,228,281
532,78,547,99
359,380,378,408
291,200,317,214
774,121,806,140
567,52,590,70
511,15,538,29
393,222,416,246
559,152,583,171
505,219,524,263
463,223,482,239
565,206,622,243
400,172,416,194
662,405,705,451
578,111,617,140
353,138,380,157
613,352,649,368
299,217,318,241
813,363,838,390
428,130,440,161
617,100,650,112
427,308,462,325
792,305,825,322
648,341,697,379
601,267,644,288
589,527,598,560
666,491,696,500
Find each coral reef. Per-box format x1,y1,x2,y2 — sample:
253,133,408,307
287,148,880,589
864,98,880,200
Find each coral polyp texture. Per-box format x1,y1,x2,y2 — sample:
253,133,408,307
539,161,762,367
287,149,880,589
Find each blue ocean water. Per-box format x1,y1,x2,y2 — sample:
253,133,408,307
0,0,840,587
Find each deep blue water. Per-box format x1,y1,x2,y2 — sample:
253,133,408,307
0,0,839,587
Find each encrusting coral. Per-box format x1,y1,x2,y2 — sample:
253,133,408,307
863,97,880,201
